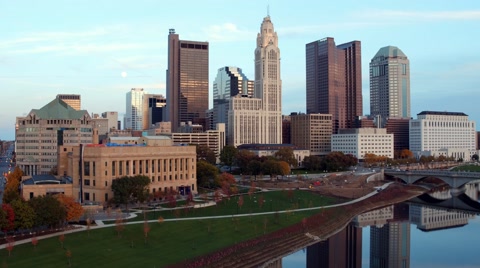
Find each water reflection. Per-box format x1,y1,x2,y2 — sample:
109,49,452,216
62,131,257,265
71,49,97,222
282,183,480,268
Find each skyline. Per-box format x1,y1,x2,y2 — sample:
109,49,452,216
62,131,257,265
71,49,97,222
1,1,480,140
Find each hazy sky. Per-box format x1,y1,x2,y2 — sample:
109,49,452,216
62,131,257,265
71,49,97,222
1,1,479,140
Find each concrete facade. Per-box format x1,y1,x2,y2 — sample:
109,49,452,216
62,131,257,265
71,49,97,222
290,113,332,156
332,128,394,160
15,97,94,175
409,111,476,160
57,137,197,204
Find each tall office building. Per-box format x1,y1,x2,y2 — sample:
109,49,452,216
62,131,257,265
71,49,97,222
56,94,81,110
290,113,332,156
143,94,166,130
125,88,146,131
370,222,410,268
166,29,209,132
306,37,362,133
228,15,282,146
213,66,253,139
370,46,410,126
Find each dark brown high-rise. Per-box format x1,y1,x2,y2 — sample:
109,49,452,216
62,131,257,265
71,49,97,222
306,37,362,134
166,29,209,132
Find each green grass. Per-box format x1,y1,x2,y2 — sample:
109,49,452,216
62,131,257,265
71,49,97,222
452,164,480,172
1,190,337,267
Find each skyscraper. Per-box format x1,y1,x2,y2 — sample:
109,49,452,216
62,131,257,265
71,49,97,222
370,46,410,125
228,15,282,146
212,66,253,139
306,37,362,133
125,88,146,131
143,94,166,130
166,29,209,132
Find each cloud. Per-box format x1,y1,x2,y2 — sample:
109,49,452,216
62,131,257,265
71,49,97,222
201,23,254,42
358,10,480,22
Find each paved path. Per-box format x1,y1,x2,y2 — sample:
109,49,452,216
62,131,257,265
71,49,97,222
0,182,392,250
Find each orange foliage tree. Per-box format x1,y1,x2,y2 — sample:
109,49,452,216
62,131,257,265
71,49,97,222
3,166,23,203
56,194,84,222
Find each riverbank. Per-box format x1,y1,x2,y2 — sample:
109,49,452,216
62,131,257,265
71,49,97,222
172,182,426,268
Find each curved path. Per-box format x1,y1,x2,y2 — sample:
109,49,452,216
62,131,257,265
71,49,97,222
0,182,393,250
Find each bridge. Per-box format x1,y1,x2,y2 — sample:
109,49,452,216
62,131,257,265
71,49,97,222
384,170,480,189
408,192,480,213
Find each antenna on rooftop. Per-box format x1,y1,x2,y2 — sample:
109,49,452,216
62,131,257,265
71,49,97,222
267,4,270,16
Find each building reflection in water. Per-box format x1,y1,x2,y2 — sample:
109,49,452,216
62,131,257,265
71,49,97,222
298,182,480,268
306,222,362,268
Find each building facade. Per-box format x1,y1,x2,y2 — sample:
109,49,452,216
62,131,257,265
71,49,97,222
15,97,93,175
57,136,197,204
101,111,119,132
166,29,209,132
143,94,166,130
306,37,362,133
56,94,81,110
290,113,332,156
331,128,394,160
385,117,410,155
409,111,476,160
212,66,253,140
125,88,146,131
229,15,282,147
237,144,310,167
370,46,410,126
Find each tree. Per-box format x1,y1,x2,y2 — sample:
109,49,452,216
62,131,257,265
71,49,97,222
196,160,219,188
3,166,23,204
277,161,291,176
247,160,263,178
274,147,298,167
195,144,217,165
235,150,256,173
10,198,35,230
56,194,84,222
220,145,238,169
303,155,323,171
400,149,414,159
5,236,14,256
29,195,67,228
111,175,150,210
472,154,479,161
1,204,15,232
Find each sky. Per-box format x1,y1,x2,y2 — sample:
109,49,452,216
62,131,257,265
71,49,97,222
1,1,480,140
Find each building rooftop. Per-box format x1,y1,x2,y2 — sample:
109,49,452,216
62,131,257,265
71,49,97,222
417,111,468,116
374,46,407,58
30,98,89,120
22,174,73,185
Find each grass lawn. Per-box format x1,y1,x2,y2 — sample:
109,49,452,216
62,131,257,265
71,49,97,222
1,190,339,267
452,164,480,172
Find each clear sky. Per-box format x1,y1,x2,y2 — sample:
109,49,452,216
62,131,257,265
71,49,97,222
1,1,479,140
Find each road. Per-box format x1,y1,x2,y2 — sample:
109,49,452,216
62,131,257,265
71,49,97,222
0,142,15,204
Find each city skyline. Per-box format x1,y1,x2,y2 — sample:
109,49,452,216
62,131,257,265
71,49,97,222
1,1,480,140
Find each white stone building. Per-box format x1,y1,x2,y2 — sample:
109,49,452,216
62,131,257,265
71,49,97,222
331,128,394,160
409,111,476,160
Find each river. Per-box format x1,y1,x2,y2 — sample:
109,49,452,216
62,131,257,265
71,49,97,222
282,182,480,268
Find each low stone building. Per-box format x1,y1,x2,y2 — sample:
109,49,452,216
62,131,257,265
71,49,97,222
21,174,73,200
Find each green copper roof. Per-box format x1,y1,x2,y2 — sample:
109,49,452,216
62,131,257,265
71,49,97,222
374,46,407,58
30,98,89,119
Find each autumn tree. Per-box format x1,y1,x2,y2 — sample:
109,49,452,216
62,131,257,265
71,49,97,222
195,144,217,165
399,149,414,159
216,172,236,189
2,166,23,204
5,236,14,256
219,145,238,169
111,175,150,210
10,198,35,230
196,160,219,188
274,147,298,167
277,161,291,177
56,194,84,222
0,204,15,232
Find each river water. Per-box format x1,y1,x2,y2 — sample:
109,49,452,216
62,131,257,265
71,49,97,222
282,183,480,268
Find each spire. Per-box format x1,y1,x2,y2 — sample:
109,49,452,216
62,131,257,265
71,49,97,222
267,4,269,17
